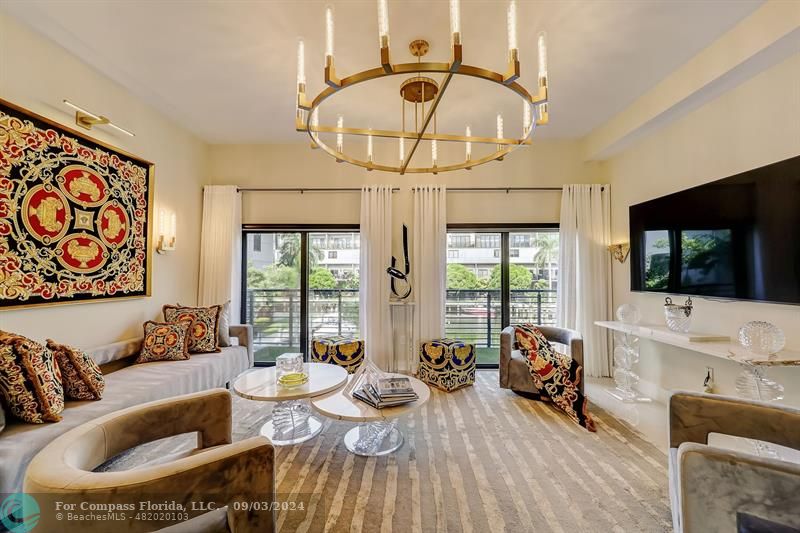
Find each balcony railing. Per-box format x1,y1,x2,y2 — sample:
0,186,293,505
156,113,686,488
244,287,556,363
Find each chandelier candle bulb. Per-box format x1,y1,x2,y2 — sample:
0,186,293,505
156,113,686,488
325,5,335,59
538,31,548,85
449,0,461,46
431,139,438,166
465,125,472,160
336,116,344,153
367,132,374,164
399,137,405,163
296,39,306,86
378,0,390,48
523,101,531,136
507,0,518,56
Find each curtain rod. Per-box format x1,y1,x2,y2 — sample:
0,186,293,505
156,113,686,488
237,187,401,193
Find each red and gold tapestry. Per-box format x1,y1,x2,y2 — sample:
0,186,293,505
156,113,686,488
0,99,153,308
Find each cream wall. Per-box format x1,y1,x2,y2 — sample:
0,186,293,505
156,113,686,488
208,140,607,260
0,13,208,347
607,52,800,405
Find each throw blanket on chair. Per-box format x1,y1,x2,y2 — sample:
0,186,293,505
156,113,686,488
515,324,596,432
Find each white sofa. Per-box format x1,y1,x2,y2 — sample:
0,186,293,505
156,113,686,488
0,324,253,493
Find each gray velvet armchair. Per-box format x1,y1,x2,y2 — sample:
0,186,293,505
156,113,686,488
500,325,584,396
669,391,800,533
24,389,275,533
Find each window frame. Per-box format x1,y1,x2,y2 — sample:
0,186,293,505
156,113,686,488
447,223,559,369
241,224,359,366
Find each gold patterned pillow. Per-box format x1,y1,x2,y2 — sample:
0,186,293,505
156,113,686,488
46,340,105,401
135,321,191,364
0,331,64,424
163,304,222,354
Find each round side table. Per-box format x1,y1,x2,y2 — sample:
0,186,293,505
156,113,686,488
233,363,347,446
311,373,430,456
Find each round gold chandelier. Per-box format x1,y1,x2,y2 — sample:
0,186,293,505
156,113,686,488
295,0,549,174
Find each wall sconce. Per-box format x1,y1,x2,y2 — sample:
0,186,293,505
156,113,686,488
156,208,176,254
63,100,136,137
608,243,630,263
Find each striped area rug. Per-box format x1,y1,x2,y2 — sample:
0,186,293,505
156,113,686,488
104,371,673,532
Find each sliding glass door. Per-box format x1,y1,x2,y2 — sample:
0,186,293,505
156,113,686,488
242,228,360,365
446,227,559,366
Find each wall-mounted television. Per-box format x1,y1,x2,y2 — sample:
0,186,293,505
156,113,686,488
629,155,800,305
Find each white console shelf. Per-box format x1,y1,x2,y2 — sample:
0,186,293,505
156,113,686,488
595,321,800,367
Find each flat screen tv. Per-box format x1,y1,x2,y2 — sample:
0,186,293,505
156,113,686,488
629,155,800,305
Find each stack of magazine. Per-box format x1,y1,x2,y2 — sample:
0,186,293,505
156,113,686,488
353,376,419,409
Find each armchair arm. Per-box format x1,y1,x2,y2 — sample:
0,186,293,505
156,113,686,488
678,442,800,532
500,326,515,388
669,391,800,450
230,324,254,367
30,437,275,533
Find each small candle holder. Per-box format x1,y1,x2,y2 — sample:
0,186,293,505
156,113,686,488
276,353,308,388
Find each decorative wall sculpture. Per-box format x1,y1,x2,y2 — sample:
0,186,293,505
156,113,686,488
0,99,153,308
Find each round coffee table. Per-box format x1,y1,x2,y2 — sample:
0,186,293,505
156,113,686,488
311,373,430,456
233,363,348,446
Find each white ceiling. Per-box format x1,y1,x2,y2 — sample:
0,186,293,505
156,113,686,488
3,0,764,144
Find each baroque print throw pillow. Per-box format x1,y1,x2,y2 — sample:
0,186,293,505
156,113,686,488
0,331,64,423
515,324,595,432
46,340,105,401
135,321,192,364
163,304,222,354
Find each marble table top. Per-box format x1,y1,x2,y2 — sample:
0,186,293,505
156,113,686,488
233,363,348,402
311,373,431,422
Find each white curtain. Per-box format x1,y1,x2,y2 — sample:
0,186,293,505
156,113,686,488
557,184,612,377
198,185,242,317
359,186,394,371
412,185,447,369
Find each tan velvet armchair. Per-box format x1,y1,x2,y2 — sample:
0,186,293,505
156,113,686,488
500,325,584,396
669,391,800,533
24,389,275,533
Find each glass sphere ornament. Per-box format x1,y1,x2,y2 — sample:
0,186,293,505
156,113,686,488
738,321,786,355
616,304,641,325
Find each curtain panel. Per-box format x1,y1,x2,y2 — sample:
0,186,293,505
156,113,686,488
557,184,612,377
359,186,394,371
198,185,242,317
412,185,447,372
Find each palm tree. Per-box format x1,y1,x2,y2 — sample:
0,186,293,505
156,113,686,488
531,233,559,288
277,234,323,269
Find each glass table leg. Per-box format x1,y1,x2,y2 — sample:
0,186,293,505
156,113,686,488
344,419,404,456
607,332,651,403
261,399,323,446
735,364,784,459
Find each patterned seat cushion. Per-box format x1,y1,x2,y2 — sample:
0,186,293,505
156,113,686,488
418,338,476,392
46,340,105,400
515,324,595,431
310,336,365,374
0,331,64,424
135,321,191,364
163,304,222,354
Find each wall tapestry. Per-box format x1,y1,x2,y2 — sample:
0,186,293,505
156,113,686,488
0,99,153,308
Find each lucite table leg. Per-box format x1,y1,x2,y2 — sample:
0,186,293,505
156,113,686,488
607,332,651,403
344,419,404,456
261,399,323,446
735,364,784,458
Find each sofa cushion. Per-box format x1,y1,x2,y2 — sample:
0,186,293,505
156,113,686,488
47,340,105,400
0,332,64,424
164,304,222,354
136,321,191,364
218,301,232,347
0,345,249,493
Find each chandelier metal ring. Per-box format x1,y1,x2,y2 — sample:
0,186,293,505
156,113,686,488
295,0,550,174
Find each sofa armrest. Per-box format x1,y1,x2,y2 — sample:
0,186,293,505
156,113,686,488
669,391,800,450
230,324,254,367
500,326,515,388
678,442,800,532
